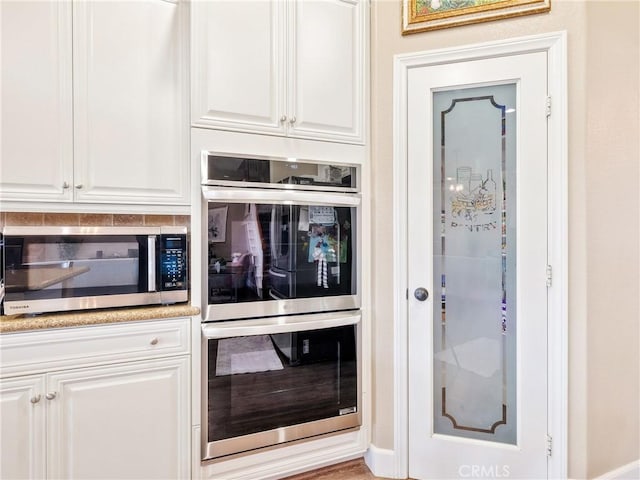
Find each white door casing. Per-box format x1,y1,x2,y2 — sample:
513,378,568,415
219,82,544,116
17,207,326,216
385,32,568,480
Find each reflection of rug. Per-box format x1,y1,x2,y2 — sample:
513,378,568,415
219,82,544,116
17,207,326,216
216,335,284,376
434,337,501,378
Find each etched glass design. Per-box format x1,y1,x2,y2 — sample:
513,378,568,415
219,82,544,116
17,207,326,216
432,84,517,445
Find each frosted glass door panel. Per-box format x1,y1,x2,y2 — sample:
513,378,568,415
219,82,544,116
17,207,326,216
432,84,517,445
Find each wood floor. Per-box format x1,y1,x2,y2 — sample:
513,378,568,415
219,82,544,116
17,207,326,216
282,458,396,480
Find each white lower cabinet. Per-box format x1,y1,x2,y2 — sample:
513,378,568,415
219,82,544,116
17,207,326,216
0,376,46,480
0,319,191,480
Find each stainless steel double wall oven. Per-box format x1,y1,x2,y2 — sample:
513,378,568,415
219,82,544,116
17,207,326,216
200,153,362,460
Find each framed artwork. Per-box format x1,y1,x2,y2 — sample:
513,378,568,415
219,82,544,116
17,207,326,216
208,206,228,243
402,0,551,35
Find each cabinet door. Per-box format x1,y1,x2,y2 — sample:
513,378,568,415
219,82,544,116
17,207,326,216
288,0,366,144
191,0,286,135
0,0,73,202
47,357,190,480
0,376,46,480
73,0,189,205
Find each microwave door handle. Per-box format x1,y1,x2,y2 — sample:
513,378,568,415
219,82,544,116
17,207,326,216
148,235,156,292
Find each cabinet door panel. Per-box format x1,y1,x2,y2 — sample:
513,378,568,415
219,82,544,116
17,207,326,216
191,0,285,134
0,1,73,202
0,376,46,480
73,0,188,205
47,357,190,479
289,0,365,144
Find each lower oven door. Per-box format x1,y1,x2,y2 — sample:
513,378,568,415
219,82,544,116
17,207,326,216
201,311,361,460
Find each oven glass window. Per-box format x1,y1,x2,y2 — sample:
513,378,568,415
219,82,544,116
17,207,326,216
206,325,357,443
206,203,356,304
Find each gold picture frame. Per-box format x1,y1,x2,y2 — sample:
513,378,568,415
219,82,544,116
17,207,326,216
402,0,551,34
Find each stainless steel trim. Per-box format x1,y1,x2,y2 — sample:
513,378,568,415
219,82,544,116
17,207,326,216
203,295,360,323
201,151,359,191
3,292,163,315
202,186,360,207
205,413,361,460
2,226,185,236
160,289,188,304
202,179,358,194
148,236,156,292
202,310,360,339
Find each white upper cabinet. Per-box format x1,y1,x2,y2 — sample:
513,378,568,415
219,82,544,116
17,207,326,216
192,0,286,136
192,0,367,145
0,1,73,203
0,0,189,208
72,0,188,205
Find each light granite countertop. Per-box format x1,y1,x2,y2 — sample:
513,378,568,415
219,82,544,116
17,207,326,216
0,304,201,334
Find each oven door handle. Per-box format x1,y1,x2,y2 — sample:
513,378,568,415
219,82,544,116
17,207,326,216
201,311,361,339
202,187,360,207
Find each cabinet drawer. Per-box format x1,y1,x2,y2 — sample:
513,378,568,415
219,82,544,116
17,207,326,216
0,318,190,377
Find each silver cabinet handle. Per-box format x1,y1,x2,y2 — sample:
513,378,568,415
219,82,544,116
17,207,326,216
280,115,287,122
30,395,42,404
62,182,70,189
289,116,296,124
45,392,57,400
150,337,159,346
75,184,83,189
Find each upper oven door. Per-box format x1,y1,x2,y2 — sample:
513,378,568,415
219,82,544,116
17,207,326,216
202,187,361,321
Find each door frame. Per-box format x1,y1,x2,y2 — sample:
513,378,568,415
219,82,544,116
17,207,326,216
390,32,568,478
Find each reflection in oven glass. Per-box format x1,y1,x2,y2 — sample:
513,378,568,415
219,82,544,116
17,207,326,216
207,203,355,305
207,325,357,443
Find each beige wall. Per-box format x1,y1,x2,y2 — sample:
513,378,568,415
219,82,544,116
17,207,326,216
369,0,639,478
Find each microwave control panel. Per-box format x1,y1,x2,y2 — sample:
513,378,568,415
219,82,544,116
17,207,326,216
160,235,187,290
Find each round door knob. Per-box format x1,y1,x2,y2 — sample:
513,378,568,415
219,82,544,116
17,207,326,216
289,116,296,124
30,395,42,404
75,184,83,189
62,182,70,189
150,337,159,346
45,392,57,400
414,287,429,301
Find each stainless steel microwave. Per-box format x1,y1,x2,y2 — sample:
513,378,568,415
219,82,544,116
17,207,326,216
2,226,188,315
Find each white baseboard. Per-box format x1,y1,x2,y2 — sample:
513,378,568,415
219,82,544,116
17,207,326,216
594,459,640,480
364,444,404,479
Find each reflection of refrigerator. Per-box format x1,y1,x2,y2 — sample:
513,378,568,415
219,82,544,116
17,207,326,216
269,206,350,300
269,205,317,299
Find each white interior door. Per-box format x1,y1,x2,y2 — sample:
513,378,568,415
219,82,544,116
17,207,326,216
407,51,549,479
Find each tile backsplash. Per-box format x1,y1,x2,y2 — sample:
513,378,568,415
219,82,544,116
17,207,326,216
1,212,190,228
